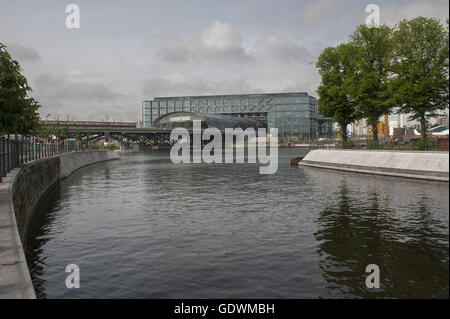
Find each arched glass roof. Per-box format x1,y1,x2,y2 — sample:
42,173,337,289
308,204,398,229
153,112,266,131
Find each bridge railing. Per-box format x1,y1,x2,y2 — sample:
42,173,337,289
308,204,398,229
0,135,101,183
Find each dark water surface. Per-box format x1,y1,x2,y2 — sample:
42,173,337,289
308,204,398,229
26,149,449,298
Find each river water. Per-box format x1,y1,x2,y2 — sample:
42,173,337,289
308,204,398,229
26,149,449,298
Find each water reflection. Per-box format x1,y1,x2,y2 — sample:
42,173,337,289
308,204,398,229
314,172,449,298
25,183,61,299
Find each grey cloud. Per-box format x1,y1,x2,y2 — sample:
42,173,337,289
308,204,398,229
192,21,251,62
142,73,210,97
381,0,449,25
156,39,193,64
142,73,253,98
298,0,344,27
154,21,251,64
34,72,122,102
31,71,136,121
7,43,42,62
257,33,313,63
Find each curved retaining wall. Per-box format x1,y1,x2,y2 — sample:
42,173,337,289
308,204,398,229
300,150,449,182
0,151,119,299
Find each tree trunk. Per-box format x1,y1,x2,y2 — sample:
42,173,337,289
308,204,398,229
340,123,348,143
420,114,428,150
371,119,378,149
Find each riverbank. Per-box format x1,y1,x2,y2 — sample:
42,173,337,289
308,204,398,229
0,151,119,299
300,150,449,182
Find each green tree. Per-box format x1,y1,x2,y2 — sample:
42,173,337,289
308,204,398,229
0,43,41,134
390,17,449,148
317,43,362,144
350,24,394,147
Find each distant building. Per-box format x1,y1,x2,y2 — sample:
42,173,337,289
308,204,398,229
435,117,449,127
389,121,399,136
392,127,406,140
350,120,368,137
142,92,333,141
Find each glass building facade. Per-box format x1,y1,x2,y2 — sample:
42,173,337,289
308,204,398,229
142,92,332,141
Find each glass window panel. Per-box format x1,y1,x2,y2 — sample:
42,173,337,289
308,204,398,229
275,112,285,119
249,98,258,105
224,99,231,106
167,100,174,107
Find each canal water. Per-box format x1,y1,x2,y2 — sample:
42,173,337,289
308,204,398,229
26,149,449,298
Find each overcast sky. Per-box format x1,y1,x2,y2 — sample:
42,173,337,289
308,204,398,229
0,0,448,122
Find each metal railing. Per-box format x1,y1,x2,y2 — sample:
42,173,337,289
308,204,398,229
0,135,96,183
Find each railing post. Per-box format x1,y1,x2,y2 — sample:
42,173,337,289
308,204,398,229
28,136,31,162
3,137,7,176
14,135,18,167
20,135,24,165
24,136,28,163
6,138,11,173
10,138,13,169
12,139,16,168
0,137,4,181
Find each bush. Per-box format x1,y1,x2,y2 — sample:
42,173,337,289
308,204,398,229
342,140,355,149
367,140,378,149
415,138,430,150
104,143,118,150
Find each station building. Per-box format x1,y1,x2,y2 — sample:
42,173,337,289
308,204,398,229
142,92,333,141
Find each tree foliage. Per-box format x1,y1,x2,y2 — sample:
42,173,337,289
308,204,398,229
316,18,448,150
317,43,362,143
349,24,394,146
389,17,449,143
0,42,41,134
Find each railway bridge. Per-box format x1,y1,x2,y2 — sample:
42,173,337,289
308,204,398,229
42,112,265,147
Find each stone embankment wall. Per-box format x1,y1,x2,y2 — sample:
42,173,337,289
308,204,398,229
0,151,119,299
300,150,449,182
